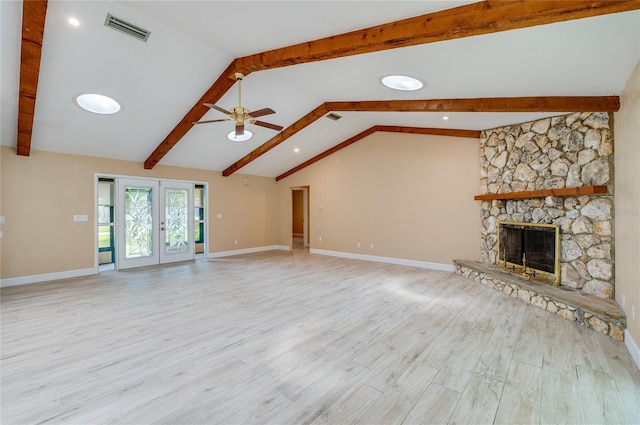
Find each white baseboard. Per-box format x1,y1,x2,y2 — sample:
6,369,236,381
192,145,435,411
309,249,455,272
625,330,640,370
0,267,97,288
208,245,289,259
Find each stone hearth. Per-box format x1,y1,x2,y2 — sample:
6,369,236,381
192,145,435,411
454,259,625,340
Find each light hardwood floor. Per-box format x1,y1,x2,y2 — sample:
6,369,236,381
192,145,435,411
2,250,639,424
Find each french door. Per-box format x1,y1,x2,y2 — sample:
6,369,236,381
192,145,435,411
117,178,194,270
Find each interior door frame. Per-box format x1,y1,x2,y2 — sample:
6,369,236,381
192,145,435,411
94,174,208,271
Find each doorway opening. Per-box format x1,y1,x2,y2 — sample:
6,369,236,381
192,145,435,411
292,187,309,250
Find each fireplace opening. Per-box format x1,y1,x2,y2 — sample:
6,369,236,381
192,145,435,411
497,221,560,285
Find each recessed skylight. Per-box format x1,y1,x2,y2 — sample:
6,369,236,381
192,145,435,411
74,94,121,115
68,17,80,27
227,130,253,142
381,75,424,91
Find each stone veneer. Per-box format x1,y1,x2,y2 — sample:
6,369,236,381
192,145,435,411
479,112,615,299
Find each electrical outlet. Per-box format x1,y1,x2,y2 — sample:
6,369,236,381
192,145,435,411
217,213,222,219
318,236,322,242
0,216,5,224
73,214,88,222
357,242,361,248
622,294,626,308
633,305,636,321
234,239,238,245
370,243,374,249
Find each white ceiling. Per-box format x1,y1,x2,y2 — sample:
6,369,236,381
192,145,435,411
2,1,639,177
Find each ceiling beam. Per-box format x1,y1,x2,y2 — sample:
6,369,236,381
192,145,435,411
222,104,329,177
145,0,639,169
233,0,640,74
16,0,48,157
275,126,481,182
324,96,621,113
376,126,482,139
275,126,378,182
223,95,619,176
144,61,242,169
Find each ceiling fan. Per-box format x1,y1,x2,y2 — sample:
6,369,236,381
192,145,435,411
193,73,283,137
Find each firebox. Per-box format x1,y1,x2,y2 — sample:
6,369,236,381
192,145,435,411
497,221,560,285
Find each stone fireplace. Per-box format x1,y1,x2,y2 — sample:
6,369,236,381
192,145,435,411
454,112,625,340
479,112,614,299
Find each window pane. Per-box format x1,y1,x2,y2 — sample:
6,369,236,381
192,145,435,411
98,225,113,248
194,187,203,208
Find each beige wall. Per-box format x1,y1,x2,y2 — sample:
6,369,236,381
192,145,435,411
614,61,640,344
0,147,278,279
277,131,481,266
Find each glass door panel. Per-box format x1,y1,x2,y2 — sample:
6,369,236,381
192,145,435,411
159,181,194,264
117,179,159,269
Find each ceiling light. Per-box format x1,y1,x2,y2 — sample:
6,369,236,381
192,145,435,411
294,148,300,153
380,75,424,91
227,130,253,142
68,17,80,27
74,94,121,115
442,116,450,120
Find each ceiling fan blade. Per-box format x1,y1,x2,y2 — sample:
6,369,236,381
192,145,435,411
248,108,275,118
192,119,231,124
252,120,284,131
204,103,232,115
235,123,245,136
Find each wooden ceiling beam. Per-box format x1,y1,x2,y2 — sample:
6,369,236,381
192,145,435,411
376,126,481,139
275,126,379,182
325,96,621,113
275,126,481,182
233,0,640,74
16,0,48,156
145,0,638,169
222,104,329,177
144,61,242,169
225,95,619,176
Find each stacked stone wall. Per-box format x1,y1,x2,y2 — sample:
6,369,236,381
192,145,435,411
480,112,614,299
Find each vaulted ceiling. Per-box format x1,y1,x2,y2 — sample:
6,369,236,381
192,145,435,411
2,1,639,178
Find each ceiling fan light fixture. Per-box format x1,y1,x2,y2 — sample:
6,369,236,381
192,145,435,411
74,93,121,114
227,130,253,142
380,75,424,91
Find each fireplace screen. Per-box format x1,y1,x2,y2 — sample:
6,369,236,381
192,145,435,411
497,221,560,285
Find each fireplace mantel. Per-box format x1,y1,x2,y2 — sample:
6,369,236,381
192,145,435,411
473,185,607,201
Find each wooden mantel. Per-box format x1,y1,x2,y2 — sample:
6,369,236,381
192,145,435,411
474,185,608,201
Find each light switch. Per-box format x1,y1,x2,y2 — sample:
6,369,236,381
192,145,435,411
217,213,222,219
73,215,88,222
0,216,5,224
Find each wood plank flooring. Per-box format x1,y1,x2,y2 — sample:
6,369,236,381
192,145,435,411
2,250,639,424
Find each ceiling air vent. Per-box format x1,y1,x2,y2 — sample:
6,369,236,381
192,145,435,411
104,14,150,42
325,113,342,121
